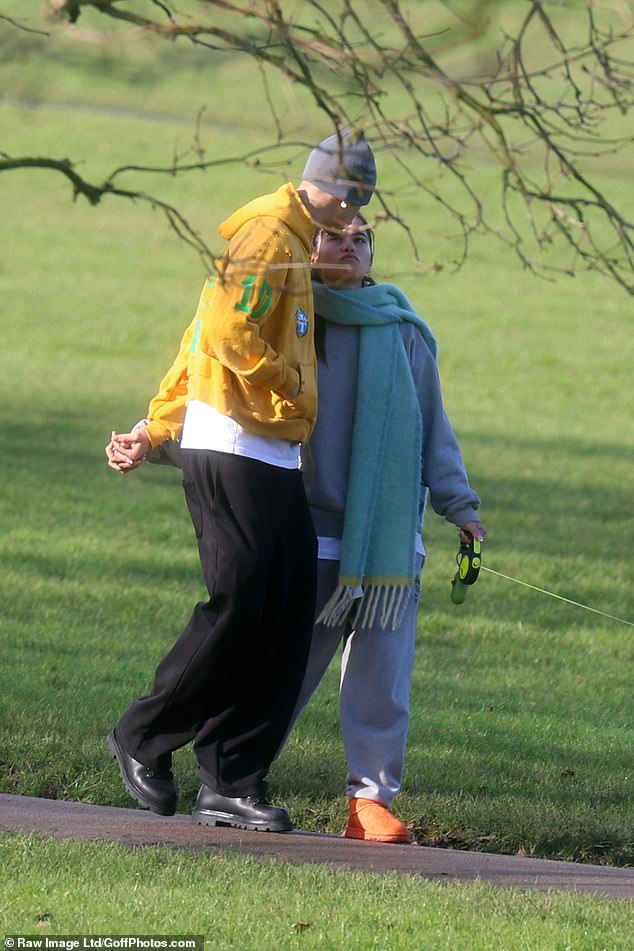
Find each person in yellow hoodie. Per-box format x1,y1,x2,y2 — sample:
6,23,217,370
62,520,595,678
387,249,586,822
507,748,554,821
104,131,377,833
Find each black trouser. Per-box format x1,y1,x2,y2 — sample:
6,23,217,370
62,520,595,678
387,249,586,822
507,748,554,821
115,449,317,798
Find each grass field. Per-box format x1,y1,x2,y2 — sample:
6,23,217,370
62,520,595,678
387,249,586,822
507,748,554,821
2,834,634,951
1,2,633,946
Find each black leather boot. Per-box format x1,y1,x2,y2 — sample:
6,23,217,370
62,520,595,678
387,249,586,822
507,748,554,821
192,784,293,832
107,729,177,816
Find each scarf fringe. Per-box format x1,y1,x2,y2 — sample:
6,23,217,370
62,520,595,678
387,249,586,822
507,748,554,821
317,583,412,631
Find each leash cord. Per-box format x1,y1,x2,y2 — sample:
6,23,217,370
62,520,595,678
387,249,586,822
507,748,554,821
480,565,634,628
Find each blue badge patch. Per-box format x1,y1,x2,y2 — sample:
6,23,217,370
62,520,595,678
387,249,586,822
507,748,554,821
295,309,309,337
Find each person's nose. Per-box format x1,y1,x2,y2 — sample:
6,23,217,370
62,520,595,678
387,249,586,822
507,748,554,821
340,234,356,252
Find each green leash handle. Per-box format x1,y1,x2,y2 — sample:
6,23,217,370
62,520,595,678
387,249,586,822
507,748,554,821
450,532,482,604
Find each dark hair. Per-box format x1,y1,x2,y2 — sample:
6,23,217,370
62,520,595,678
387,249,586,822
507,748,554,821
311,213,375,286
312,214,375,361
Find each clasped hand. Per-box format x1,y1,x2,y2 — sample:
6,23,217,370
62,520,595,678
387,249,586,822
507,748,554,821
105,429,151,474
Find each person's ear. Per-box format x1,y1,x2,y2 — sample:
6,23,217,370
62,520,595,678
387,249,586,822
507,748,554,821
310,231,322,265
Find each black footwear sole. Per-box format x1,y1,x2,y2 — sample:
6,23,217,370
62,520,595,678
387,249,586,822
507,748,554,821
107,730,176,817
192,808,293,833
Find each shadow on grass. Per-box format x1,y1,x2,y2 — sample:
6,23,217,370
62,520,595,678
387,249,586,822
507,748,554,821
5,415,633,599
456,429,633,563
3,414,633,863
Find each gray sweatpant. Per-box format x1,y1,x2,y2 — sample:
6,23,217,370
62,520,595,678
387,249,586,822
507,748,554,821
289,553,424,806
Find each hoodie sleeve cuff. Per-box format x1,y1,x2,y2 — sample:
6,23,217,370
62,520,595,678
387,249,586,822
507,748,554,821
446,507,480,529
144,420,179,449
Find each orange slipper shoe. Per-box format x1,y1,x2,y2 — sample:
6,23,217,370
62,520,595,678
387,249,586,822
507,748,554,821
344,797,412,844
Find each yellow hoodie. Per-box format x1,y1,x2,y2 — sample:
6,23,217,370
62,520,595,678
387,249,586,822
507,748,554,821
144,183,317,448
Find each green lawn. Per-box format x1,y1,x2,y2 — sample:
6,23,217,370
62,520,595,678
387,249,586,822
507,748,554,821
2,834,633,950
1,1,633,945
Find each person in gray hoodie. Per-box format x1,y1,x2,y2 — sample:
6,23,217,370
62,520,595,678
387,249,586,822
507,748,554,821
286,215,487,843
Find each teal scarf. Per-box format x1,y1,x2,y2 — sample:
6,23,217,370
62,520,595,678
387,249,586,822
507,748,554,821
312,281,438,630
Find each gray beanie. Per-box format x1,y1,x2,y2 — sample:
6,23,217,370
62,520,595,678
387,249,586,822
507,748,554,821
302,131,377,206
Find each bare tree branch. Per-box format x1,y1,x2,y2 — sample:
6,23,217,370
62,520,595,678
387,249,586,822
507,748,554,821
0,13,50,36
6,1,630,292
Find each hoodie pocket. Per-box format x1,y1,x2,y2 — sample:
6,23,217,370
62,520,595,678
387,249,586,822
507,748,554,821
274,363,316,420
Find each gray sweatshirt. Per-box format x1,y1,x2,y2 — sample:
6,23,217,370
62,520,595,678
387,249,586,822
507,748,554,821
302,319,480,542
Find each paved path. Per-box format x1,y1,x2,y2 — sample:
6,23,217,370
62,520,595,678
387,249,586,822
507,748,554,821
2,793,633,900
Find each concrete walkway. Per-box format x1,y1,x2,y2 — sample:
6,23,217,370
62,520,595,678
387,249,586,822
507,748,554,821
2,793,633,900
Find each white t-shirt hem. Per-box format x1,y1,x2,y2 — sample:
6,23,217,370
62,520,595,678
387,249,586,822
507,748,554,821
180,400,301,469
317,534,425,561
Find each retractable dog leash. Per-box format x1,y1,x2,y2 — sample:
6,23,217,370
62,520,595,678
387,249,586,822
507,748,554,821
450,532,481,604
449,533,633,628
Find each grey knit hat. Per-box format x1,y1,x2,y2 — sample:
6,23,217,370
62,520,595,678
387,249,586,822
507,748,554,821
302,131,377,206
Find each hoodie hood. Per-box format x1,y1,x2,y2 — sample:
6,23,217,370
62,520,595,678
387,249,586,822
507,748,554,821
219,182,314,254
